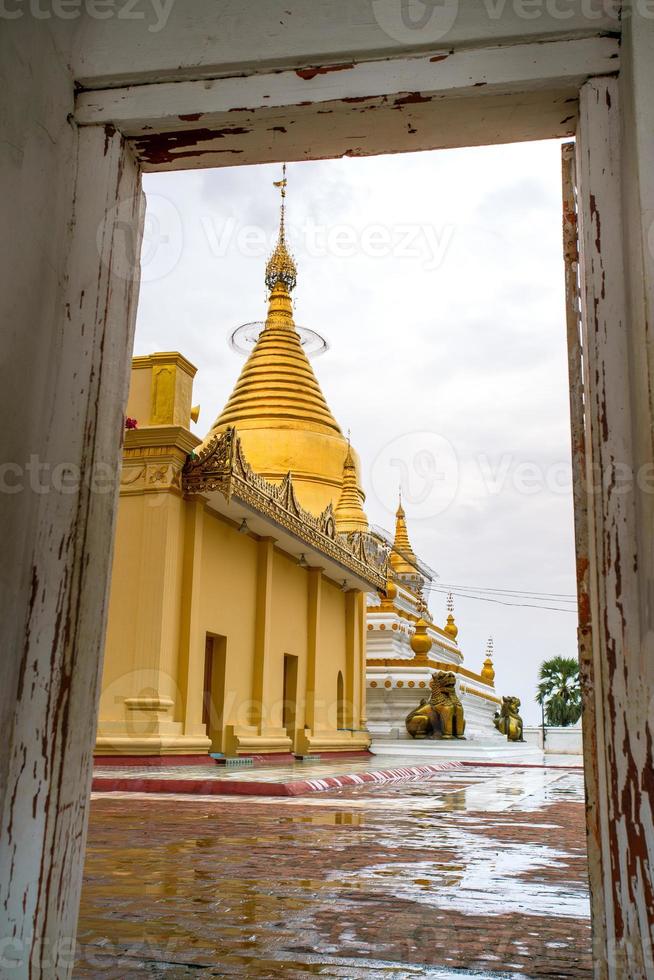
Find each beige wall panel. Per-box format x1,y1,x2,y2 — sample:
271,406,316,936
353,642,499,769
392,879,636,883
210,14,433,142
270,551,309,732
199,514,258,731
315,578,347,732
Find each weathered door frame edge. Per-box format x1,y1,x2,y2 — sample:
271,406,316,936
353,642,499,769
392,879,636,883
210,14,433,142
576,77,652,978
6,36,650,977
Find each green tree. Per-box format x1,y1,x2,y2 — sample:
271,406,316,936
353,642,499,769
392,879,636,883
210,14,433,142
536,656,582,727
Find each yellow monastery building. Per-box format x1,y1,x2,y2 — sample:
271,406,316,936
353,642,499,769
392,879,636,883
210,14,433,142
96,177,387,759
97,172,501,761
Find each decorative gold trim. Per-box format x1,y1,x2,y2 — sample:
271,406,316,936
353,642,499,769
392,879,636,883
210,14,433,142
183,428,387,589
459,683,501,705
367,657,490,688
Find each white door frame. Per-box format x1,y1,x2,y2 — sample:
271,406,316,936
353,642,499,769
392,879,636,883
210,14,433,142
3,32,652,979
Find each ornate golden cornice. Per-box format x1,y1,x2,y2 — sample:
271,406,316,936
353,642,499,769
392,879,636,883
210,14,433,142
183,427,387,589
131,352,198,377
124,426,200,454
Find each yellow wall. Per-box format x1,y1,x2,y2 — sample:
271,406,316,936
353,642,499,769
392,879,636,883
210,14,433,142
99,493,191,754
199,509,258,738
316,577,347,734
270,550,308,734
98,489,369,756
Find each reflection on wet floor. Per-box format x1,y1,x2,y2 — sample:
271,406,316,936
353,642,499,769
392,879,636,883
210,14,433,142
280,811,365,826
77,766,591,978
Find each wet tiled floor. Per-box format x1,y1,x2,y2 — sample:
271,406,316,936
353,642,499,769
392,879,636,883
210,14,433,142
92,754,583,784
76,766,591,978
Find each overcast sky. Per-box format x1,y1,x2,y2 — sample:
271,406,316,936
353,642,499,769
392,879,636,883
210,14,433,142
135,140,577,724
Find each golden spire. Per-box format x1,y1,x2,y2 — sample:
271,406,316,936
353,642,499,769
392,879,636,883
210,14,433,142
481,636,495,686
265,163,297,293
444,591,459,641
212,165,342,439
334,436,368,533
389,492,419,575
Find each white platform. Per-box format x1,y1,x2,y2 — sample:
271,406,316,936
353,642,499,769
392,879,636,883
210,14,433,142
370,735,545,764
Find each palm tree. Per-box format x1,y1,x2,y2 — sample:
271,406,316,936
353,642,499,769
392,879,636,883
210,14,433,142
536,656,582,727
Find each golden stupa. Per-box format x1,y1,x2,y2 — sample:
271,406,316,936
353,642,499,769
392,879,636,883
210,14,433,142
389,497,419,576
334,442,368,533
205,166,365,517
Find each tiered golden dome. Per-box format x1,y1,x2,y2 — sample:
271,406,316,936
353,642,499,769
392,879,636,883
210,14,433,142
213,280,339,436
204,167,361,516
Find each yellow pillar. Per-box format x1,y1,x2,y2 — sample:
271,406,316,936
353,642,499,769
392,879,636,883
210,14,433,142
304,566,322,733
251,537,275,730
345,590,357,729
358,591,368,730
179,497,209,740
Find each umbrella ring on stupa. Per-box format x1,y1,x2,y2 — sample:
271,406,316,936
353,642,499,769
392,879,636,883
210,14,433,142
229,321,329,358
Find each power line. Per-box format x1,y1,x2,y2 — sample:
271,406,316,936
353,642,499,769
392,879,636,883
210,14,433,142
425,584,578,613
436,581,577,601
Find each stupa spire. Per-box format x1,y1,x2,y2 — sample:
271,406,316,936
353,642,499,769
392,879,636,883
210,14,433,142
265,163,297,294
334,435,368,533
390,491,418,574
481,636,495,686
444,591,459,641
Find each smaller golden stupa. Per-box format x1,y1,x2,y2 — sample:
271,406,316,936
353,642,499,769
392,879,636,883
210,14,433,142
334,439,368,533
481,636,495,686
389,493,424,595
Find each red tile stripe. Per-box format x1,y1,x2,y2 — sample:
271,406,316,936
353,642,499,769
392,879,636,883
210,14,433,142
92,762,463,797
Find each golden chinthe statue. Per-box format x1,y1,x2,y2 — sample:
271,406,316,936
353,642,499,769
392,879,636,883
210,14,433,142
405,670,466,740
493,696,524,742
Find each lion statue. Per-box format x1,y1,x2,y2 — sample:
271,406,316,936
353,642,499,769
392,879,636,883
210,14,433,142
405,671,466,740
494,696,524,742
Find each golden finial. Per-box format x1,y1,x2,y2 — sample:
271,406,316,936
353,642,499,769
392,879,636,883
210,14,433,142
481,636,495,686
444,591,458,641
265,163,297,293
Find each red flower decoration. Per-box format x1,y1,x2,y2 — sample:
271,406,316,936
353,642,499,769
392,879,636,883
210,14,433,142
125,417,138,430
